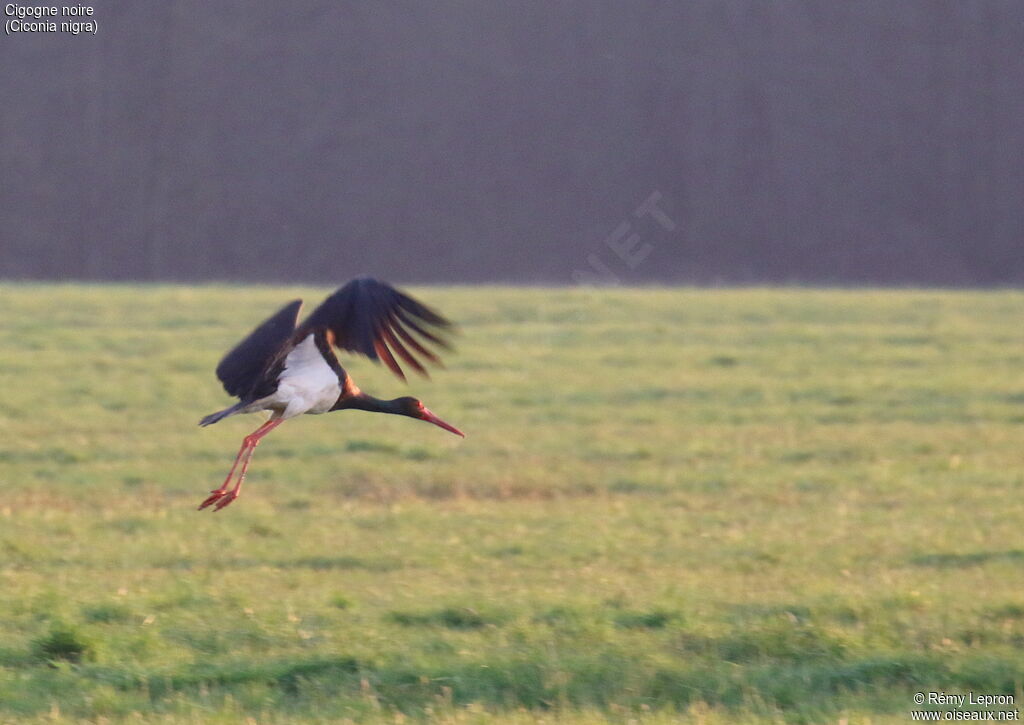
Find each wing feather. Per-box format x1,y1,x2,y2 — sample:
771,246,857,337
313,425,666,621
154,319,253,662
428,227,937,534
379,323,428,377
215,300,303,398
393,307,452,348
298,277,454,380
388,316,441,365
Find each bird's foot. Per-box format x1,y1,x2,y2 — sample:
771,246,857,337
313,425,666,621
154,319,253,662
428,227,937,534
198,489,229,511
213,490,240,511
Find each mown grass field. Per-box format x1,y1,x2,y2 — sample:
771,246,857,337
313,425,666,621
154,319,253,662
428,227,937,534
0,284,1022,724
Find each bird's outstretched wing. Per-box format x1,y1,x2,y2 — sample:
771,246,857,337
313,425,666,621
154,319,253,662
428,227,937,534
298,276,453,381
215,300,303,398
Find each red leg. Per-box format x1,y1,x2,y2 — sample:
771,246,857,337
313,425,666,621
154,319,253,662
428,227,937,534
198,437,256,510
213,430,266,511
198,418,284,511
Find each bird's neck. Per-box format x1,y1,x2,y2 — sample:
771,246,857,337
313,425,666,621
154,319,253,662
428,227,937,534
333,393,405,415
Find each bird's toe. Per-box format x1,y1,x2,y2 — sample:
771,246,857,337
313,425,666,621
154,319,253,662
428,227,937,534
198,490,227,510
213,492,239,511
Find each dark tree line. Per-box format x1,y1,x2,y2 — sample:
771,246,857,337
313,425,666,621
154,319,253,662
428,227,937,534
2,1,1022,285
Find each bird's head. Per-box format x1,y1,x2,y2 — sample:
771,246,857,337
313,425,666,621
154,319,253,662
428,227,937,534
394,397,465,438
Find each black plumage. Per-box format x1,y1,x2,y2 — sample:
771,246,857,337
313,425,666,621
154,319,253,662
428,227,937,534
216,299,303,400
297,276,453,381
214,276,453,403
196,277,462,511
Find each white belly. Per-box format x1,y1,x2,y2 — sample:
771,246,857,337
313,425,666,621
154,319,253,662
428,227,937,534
261,334,341,418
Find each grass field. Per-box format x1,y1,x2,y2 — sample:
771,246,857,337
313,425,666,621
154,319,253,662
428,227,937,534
0,284,1022,724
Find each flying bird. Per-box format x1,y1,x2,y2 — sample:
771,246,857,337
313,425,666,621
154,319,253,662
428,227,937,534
197,277,464,511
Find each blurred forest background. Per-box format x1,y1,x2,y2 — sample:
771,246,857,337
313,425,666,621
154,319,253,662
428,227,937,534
2,1,1022,285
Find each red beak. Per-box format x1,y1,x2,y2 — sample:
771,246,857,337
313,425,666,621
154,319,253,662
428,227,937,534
419,407,465,437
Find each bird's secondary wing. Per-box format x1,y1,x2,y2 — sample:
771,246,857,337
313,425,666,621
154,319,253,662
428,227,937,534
215,300,303,398
298,277,453,381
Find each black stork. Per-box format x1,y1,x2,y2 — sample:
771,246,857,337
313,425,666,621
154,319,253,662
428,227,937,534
197,277,464,511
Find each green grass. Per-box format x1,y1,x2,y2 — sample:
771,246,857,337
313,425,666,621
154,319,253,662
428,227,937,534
0,283,1022,724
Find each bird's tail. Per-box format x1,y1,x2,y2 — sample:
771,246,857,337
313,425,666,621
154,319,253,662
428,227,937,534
199,403,244,427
